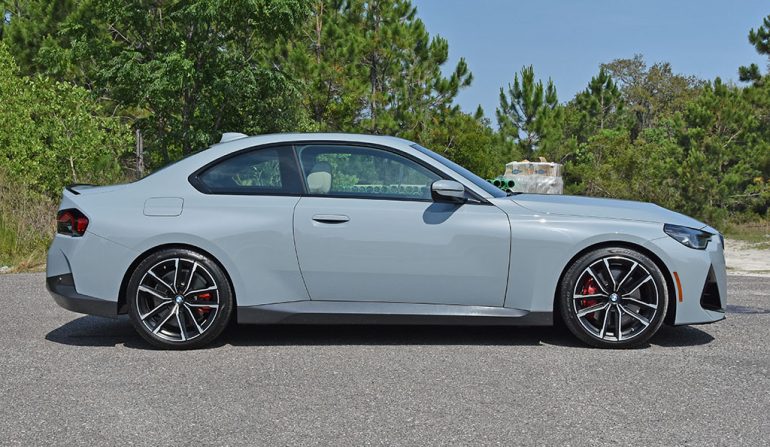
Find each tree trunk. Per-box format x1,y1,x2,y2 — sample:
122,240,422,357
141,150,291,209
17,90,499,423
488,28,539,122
135,128,144,179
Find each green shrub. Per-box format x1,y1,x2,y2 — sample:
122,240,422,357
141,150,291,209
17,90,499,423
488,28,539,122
0,42,132,199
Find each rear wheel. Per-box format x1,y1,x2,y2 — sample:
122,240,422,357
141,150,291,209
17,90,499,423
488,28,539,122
558,247,668,348
127,248,233,349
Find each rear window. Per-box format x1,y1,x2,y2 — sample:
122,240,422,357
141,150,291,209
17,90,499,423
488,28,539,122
195,146,302,194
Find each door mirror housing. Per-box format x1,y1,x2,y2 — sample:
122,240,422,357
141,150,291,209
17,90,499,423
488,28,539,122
431,180,466,203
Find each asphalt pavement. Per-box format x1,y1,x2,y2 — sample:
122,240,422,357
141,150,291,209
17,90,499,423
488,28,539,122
1,273,768,445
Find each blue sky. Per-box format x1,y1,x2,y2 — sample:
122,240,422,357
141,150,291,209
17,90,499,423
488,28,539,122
412,0,769,120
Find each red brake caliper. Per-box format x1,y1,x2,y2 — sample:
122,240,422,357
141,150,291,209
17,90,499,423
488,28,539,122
581,278,599,319
195,292,212,316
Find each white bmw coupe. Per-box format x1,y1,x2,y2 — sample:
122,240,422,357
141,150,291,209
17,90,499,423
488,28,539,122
47,133,726,349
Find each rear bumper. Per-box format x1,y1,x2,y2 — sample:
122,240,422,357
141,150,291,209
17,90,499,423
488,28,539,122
46,274,117,317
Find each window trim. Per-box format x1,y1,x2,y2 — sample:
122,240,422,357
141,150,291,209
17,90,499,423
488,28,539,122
188,143,303,196
294,142,447,203
188,140,489,204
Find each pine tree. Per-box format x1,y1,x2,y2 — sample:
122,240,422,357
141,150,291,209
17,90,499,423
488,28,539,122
496,65,560,157
739,15,770,84
0,0,76,75
572,67,624,141
277,0,472,139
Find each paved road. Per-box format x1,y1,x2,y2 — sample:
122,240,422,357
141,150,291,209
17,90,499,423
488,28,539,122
1,273,768,445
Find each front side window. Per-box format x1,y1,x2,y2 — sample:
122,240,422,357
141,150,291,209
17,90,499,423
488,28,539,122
195,146,302,194
411,143,507,198
296,144,441,200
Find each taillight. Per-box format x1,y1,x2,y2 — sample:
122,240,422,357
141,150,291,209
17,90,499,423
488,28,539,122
57,209,89,237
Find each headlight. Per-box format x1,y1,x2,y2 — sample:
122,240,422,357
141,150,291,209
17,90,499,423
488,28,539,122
663,224,713,250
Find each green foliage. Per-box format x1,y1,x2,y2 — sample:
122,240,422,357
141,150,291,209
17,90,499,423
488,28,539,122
601,55,702,138
740,15,770,84
496,65,562,158
1,0,769,245
13,0,313,164
570,68,625,141
0,42,132,197
0,0,76,75
276,0,472,134
416,111,518,179
563,75,770,228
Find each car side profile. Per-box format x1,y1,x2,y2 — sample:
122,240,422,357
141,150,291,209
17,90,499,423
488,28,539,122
46,133,727,349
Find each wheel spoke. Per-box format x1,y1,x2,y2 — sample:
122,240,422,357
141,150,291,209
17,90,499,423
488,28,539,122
620,304,650,326
621,275,652,296
603,258,617,291
577,302,610,318
622,296,657,310
140,300,172,321
172,258,180,292
616,261,638,291
138,285,172,301
574,293,607,299
598,305,611,339
186,300,219,308
152,304,177,334
616,305,623,341
148,270,176,294
585,267,610,295
181,262,198,294
176,307,188,341
184,286,218,297
184,304,206,334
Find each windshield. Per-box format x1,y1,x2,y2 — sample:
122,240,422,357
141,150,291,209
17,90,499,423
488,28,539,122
410,143,507,198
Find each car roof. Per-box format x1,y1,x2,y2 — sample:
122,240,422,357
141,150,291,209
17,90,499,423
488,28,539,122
215,132,414,148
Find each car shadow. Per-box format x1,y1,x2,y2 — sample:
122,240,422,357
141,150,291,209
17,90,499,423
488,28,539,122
45,315,715,350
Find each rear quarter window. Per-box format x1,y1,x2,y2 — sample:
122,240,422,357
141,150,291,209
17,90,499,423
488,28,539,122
194,146,302,195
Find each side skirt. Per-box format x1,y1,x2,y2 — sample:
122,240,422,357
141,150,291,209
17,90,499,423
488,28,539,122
237,301,553,326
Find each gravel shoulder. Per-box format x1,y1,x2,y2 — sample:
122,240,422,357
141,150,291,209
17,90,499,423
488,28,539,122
724,238,770,276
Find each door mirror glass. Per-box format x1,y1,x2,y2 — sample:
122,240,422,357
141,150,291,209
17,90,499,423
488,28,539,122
431,180,466,203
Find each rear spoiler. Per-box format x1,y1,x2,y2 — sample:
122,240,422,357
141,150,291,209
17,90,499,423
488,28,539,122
65,184,97,195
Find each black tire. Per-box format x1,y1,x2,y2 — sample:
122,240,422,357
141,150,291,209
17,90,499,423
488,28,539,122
127,248,234,349
558,247,668,348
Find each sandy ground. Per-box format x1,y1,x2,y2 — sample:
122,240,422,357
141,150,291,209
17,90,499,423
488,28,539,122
724,238,770,276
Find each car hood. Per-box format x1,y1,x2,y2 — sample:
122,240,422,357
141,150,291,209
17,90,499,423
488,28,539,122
501,194,708,229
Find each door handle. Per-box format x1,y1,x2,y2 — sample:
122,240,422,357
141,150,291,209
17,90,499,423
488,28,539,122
312,214,350,224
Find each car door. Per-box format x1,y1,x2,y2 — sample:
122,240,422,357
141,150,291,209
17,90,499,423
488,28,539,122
292,143,511,307
186,145,309,307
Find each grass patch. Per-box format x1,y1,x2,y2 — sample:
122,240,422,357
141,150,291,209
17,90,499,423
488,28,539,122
724,220,770,250
0,170,55,271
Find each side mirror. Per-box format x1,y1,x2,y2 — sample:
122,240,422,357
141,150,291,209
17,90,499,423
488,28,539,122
431,180,466,203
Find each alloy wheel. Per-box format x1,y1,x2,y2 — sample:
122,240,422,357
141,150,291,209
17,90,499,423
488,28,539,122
571,256,659,342
135,258,221,342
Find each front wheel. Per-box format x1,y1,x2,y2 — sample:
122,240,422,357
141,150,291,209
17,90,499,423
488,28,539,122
558,247,668,348
127,248,234,349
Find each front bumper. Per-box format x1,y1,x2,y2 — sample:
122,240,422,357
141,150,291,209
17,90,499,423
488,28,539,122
46,274,117,317
645,234,727,325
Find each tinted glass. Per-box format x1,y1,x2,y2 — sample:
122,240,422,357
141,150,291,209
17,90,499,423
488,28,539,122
197,146,302,194
410,143,507,198
297,144,441,200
